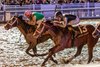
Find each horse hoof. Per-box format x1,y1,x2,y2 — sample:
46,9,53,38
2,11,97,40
41,64,45,67
87,62,90,64
63,59,70,64
30,54,35,57
53,60,58,64
55,61,58,64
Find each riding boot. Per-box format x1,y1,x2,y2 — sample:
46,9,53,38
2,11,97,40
68,26,75,47
71,31,75,47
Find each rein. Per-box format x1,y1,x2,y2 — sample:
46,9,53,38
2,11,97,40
33,22,45,37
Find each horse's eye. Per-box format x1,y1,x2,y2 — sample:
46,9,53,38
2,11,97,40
8,20,12,23
12,18,16,20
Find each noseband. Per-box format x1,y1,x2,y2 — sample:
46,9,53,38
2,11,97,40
7,17,19,27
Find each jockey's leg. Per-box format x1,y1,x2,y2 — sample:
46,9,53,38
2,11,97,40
36,18,45,30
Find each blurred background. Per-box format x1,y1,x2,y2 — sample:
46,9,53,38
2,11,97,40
0,0,100,22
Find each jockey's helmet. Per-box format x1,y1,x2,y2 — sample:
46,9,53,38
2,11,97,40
24,10,32,18
55,11,63,17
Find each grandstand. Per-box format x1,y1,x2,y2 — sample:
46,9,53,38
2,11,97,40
0,0,100,22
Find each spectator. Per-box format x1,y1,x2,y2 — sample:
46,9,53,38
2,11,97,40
58,0,65,4
1,0,100,4
36,0,43,4
64,0,71,3
25,0,30,4
31,0,36,4
10,0,15,5
42,0,50,4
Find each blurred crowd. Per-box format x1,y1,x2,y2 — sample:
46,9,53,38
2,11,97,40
1,0,100,5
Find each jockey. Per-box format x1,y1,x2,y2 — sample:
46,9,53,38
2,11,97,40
24,10,46,28
53,11,80,46
53,11,80,30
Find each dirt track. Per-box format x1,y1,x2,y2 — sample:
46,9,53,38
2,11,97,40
0,19,100,67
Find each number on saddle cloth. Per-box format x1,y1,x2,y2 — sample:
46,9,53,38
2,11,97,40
69,25,88,47
78,25,87,34
73,25,88,38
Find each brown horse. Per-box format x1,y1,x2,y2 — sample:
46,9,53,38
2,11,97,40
4,15,52,57
33,20,99,66
92,23,100,38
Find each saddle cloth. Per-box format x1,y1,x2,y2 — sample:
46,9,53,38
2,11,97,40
67,25,88,47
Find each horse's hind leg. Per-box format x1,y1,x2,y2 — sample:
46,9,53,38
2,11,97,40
64,45,84,64
87,43,94,64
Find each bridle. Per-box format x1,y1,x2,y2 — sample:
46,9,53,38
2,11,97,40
92,24,100,38
7,16,19,27
95,24,100,33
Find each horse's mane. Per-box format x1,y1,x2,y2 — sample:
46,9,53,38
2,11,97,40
44,20,53,26
44,20,66,34
17,15,36,33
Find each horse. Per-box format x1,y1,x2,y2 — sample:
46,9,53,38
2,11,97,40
33,20,99,66
92,23,100,38
4,15,52,57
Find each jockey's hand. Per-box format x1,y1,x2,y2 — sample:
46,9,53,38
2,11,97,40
53,20,62,24
33,30,41,39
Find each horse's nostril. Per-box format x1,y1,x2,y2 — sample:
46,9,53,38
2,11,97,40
4,27,8,30
4,25,9,30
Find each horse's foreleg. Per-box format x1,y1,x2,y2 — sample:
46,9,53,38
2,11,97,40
26,44,35,57
32,46,48,56
28,42,48,57
42,45,65,66
50,56,58,64
64,45,84,64
42,51,53,66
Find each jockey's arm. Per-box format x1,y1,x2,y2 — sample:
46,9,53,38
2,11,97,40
28,15,36,25
62,17,67,28
32,16,36,23
53,17,67,28
36,21,42,29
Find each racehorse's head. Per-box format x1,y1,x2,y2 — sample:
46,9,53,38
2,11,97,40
92,23,100,38
4,15,23,30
